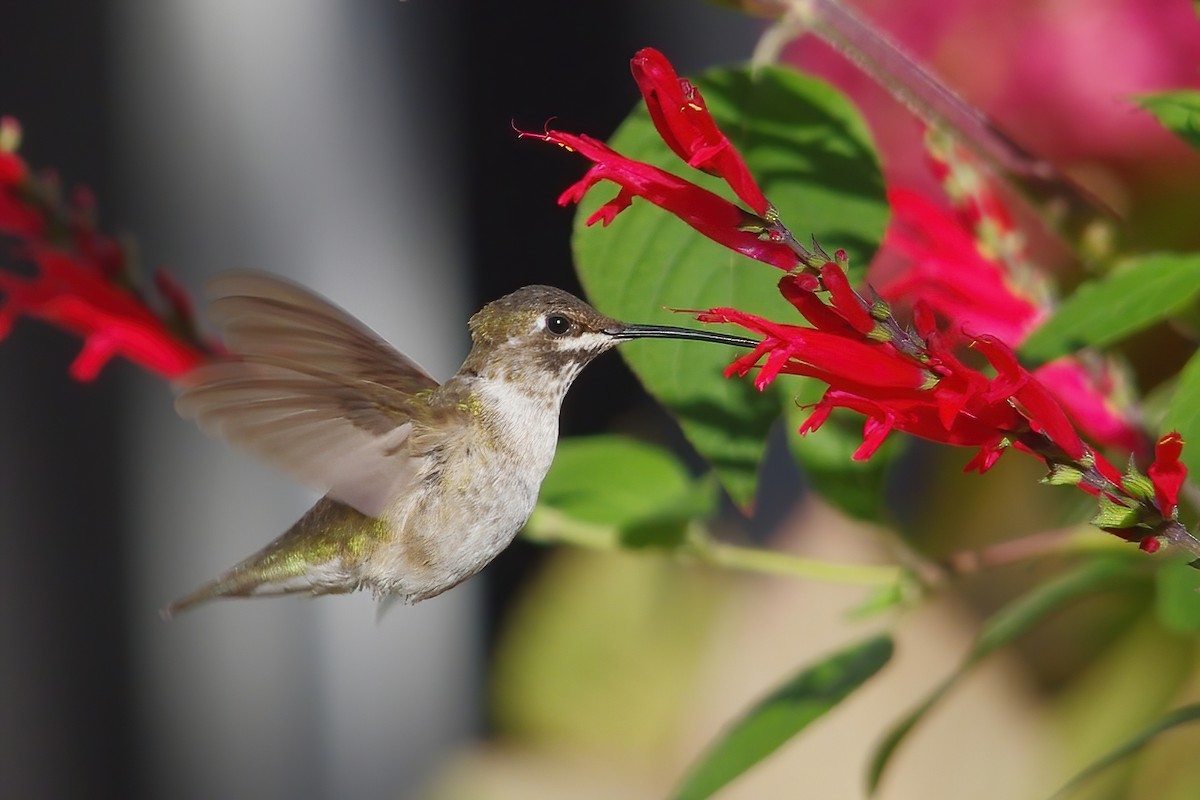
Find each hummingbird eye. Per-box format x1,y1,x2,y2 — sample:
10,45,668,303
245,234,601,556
544,314,573,336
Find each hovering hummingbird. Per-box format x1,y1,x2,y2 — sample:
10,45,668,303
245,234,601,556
164,271,755,616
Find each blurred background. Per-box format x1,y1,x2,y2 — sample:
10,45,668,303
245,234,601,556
3,1,1200,799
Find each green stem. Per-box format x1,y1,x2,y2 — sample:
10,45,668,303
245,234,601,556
790,0,1115,256
935,525,1129,576
523,506,905,588
691,537,904,586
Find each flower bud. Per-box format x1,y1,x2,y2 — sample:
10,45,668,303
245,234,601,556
1090,495,1140,529
1042,464,1084,487
1119,465,1155,504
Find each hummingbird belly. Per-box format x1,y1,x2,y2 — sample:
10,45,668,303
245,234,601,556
371,380,561,601
372,440,548,601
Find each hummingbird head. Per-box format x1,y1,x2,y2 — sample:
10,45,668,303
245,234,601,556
462,285,756,391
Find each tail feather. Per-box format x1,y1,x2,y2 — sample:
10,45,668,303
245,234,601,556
162,496,375,618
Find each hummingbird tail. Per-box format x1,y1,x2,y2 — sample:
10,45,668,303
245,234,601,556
161,561,357,619
161,497,376,618
160,565,304,619
161,579,228,619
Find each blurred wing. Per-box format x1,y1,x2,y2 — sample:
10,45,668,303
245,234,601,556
175,271,443,517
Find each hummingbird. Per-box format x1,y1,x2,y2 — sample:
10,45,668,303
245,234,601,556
164,271,756,616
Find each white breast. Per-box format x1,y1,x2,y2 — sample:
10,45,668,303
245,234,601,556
475,376,564,478
369,376,565,601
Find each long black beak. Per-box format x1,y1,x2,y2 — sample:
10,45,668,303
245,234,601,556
605,322,758,349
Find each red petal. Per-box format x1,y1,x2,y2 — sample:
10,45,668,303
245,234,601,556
539,130,797,269
0,247,205,380
818,262,875,334
705,306,931,393
779,275,860,335
1148,432,1187,518
1034,359,1145,454
974,335,1085,460
855,414,896,460
630,47,771,216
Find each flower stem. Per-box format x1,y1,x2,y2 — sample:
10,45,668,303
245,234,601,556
934,525,1128,576
1161,520,1200,560
523,506,905,588
748,0,1114,255
690,535,904,586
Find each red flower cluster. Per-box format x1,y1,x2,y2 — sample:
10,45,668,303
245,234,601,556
0,117,208,380
536,48,1195,557
701,263,1085,474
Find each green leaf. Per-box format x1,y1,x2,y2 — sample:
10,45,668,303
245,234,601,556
868,557,1146,794
572,64,887,508
1164,348,1200,488
619,475,718,549
1019,253,1200,364
1155,558,1200,634
673,634,894,800
784,377,903,524
1049,704,1200,799
1135,90,1200,151
538,435,716,546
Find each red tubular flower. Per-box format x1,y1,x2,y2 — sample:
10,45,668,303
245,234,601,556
0,246,205,380
972,335,1085,460
528,48,796,271
795,383,1017,466
0,118,210,380
1148,432,1187,518
778,274,861,336
814,263,876,335
536,129,798,270
698,305,932,394
630,47,771,216
706,261,1191,554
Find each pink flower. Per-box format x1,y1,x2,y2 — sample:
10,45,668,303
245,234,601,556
880,183,1146,455
784,1,1200,198
1033,359,1145,455
879,188,1043,345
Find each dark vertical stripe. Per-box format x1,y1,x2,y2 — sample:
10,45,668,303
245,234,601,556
0,2,138,799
